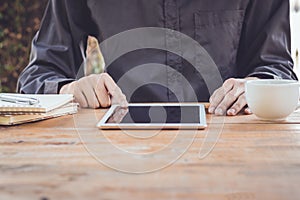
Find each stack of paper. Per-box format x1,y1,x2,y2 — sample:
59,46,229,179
0,93,78,125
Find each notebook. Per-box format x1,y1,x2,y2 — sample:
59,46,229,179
0,103,78,125
0,93,74,113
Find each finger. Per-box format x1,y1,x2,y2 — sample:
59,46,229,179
227,93,247,116
215,89,243,116
101,73,128,107
84,88,100,108
208,88,222,113
222,78,236,93
78,78,100,108
70,82,87,108
94,78,111,108
214,80,245,115
113,107,129,123
75,90,89,108
209,79,235,113
107,107,128,123
61,81,76,94
244,107,252,115
112,93,128,107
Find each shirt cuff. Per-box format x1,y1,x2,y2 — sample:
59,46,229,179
247,72,282,80
44,78,75,94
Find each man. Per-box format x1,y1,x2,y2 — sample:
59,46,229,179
18,0,297,116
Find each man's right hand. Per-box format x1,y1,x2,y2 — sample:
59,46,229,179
60,73,128,108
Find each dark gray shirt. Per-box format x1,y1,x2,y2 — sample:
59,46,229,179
18,0,297,102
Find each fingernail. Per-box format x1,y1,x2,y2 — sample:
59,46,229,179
208,107,215,113
245,108,252,114
227,109,236,115
215,108,224,115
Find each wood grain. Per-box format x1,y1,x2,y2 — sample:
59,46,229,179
1,108,300,200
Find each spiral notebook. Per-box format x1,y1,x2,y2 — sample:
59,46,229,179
0,93,74,113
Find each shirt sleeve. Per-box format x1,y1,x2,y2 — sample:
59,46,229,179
17,0,98,94
237,0,297,80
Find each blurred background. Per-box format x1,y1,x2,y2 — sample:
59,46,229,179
0,0,299,93
0,0,47,92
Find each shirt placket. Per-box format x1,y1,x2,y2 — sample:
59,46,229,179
164,0,184,102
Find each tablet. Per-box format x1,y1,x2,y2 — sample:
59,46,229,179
97,103,207,130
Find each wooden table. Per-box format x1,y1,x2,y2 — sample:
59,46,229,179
1,108,300,200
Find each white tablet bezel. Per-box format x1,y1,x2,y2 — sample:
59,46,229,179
97,103,207,130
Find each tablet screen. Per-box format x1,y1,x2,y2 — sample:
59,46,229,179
106,105,200,124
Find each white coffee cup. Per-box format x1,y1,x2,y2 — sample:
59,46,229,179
245,79,300,120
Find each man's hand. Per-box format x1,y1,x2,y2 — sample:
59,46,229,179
60,73,128,108
208,77,258,116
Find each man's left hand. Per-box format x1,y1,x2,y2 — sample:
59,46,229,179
208,77,258,116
